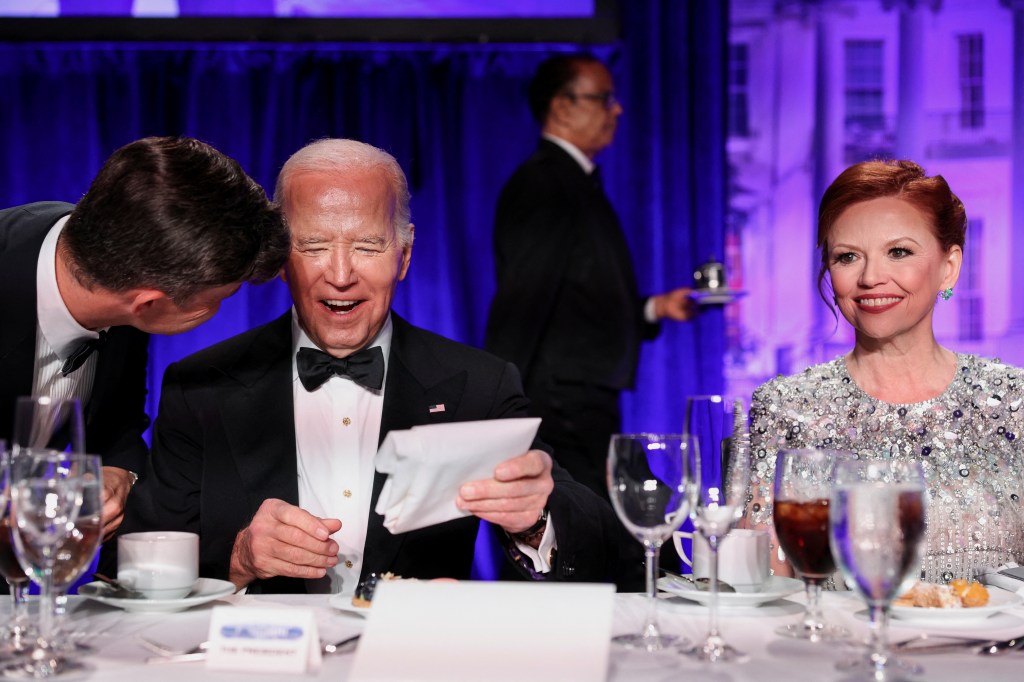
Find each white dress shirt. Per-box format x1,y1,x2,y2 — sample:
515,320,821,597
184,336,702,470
290,312,555,595
32,216,101,424
292,311,390,595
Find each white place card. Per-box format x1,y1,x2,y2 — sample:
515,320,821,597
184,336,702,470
205,605,322,675
350,580,615,682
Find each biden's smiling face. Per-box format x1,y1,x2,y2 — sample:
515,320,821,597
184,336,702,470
282,167,412,358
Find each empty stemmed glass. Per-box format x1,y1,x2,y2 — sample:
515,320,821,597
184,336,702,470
6,452,90,678
608,433,697,651
831,458,927,680
772,448,850,641
682,396,752,663
12,396,85,455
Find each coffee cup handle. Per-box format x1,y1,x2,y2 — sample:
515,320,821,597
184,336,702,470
673,531,694,568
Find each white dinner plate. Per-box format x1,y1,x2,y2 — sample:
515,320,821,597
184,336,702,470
78,577,236,613
690,288,748,306
657,574,803,607
327,592,370,617
890,588,1023,624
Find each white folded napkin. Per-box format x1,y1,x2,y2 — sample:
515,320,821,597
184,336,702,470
374,417,541,534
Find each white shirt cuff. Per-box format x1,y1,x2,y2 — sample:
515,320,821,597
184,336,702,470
643,297,658,323
513,515,557,573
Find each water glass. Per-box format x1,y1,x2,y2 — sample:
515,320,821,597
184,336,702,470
831,458,927,680
0,445,34,654
6,453,90,678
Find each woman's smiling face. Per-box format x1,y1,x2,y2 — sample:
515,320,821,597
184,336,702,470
826,196,962,345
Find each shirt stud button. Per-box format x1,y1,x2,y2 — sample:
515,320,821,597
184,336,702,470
342,417,352,426
345,560,353,569
343,489,352,498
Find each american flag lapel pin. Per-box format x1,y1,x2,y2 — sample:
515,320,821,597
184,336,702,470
428,404,445,413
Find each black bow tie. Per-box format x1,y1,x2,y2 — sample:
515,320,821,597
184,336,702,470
61,331,107,377
296,346,385,392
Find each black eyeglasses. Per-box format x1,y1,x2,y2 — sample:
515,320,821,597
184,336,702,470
562,90,619,110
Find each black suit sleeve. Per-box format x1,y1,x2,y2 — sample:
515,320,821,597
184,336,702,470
117,360,235,580
487,361,641,590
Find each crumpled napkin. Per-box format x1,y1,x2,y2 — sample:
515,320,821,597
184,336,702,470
976,562,1024,594
374,418,541,534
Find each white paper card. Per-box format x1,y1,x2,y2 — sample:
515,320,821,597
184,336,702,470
349,580,614,682
374,417,541,534
206,606,322,675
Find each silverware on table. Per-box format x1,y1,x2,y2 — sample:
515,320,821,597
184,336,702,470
94,572,147,599
893,633,1024,655
977,636,1024,655
660,567,736,593
138,636,209,657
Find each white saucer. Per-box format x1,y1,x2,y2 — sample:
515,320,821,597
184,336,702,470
690,288,748,306
657,575,803,607
327,592,370,617
78,577,236,613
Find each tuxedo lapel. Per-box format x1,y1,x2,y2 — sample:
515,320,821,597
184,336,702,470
219,313,300,512
362,315,469,577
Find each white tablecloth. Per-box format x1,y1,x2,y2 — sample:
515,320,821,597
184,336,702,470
15,588,1024,681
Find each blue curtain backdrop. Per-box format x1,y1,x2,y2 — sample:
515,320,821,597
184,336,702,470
0,1,726,576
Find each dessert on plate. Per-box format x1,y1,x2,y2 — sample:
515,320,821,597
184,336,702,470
894,579,989,608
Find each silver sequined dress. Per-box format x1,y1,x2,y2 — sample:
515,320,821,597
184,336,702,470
749,353,1024,583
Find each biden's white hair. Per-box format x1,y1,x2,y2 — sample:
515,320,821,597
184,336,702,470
275,138,413,247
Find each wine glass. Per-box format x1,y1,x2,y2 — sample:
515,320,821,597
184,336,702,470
772,448,850,641
22,451,103,650
0,444,34,655
5,453,87,678
682,396,751,663
831,458,926,680
12,396,85,454
607,433,697,651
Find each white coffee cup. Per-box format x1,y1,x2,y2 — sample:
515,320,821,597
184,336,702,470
673,528,770,586
118,531,199,599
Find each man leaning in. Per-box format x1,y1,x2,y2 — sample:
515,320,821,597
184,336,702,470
124,138,632,594
0,136,287,539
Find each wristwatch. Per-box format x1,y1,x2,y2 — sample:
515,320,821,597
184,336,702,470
510,508,549,548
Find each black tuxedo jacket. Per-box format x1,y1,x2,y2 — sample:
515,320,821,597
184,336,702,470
122,312,630,592
0,202,149,470
484,139,659,395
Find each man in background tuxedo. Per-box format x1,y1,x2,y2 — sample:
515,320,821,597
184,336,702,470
124,138,636,594
0,136,287,539
485,54,696,502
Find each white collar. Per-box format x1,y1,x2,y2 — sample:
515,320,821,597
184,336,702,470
36,215,102,361
542,133,596,175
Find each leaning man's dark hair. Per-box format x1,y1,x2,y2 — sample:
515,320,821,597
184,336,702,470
62,136,288,304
